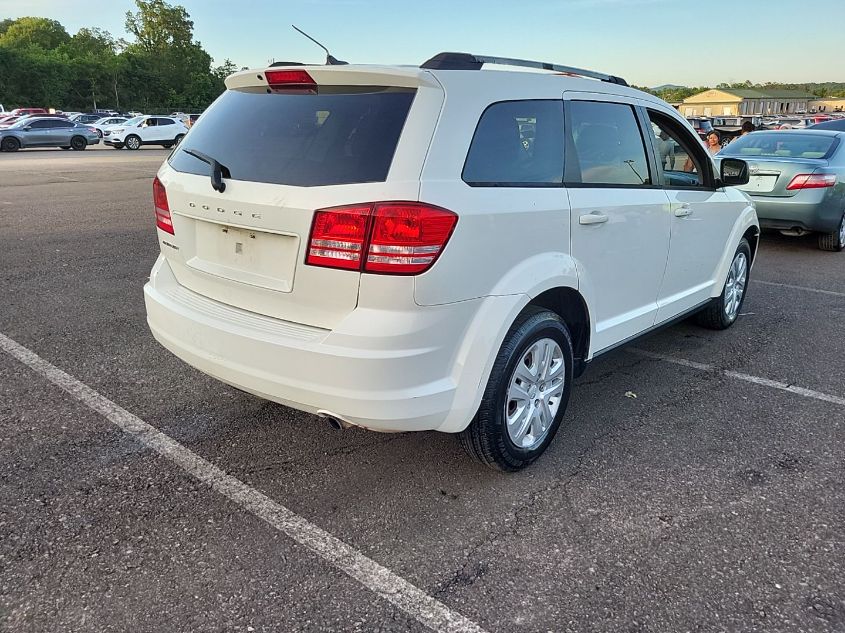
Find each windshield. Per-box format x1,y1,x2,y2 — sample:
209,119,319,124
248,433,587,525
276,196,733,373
122,116,145,126
721,132,837,159
169,87,416,187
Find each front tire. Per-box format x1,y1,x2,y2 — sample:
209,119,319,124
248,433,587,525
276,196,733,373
125,135,141,150
174,134,185,146
818,213,845,252
695,238,751,330
70,136,87,151
1,137,20,152
459,307,574,471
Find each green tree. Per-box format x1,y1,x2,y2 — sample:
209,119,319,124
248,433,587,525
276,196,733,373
0,17,70,50
125,0,194,52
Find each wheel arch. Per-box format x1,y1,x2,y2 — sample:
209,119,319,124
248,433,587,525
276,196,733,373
743,224,760,264
527,287,591,377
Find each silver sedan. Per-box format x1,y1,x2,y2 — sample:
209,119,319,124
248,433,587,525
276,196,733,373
0,117,101,152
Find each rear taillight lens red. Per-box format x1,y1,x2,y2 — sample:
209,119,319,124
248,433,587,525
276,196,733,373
366,203,458,274
306,205,372,270
306,202,458,275
153,176,174,234
786,173,837,190
265,69,317,92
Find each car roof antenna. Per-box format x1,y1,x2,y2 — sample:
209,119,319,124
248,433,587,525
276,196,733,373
291,25,348,65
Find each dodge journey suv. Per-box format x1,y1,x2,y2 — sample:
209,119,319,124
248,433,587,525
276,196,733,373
144,53,759,470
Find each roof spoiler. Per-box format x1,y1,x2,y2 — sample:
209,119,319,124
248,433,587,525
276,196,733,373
420,52,628,87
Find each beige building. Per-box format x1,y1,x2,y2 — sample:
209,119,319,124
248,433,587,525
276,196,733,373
681,88,816,117
810,97,845,113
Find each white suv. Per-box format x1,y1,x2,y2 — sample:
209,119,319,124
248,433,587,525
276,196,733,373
144,53,758,470
104,115,188,150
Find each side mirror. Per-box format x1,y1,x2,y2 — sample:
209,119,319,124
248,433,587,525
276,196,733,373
720,158,749,186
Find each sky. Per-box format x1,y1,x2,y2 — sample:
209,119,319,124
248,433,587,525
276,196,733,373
2,0,843,87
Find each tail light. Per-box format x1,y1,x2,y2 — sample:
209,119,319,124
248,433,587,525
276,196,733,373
306,202,458,275
153,176,174,234
786,173,837,190
265,69,317,92
306,205,371,270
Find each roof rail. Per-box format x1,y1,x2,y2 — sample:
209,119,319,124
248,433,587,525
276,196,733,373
420,52,628,87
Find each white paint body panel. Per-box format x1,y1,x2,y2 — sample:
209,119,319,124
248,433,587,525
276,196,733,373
145,64,759,433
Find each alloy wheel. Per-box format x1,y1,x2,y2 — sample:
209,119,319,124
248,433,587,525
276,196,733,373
724,252,748,320
504,337,565,450
839,215,845,247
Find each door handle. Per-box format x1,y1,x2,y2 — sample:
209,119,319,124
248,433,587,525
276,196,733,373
674,204,693,218
579,212,609,225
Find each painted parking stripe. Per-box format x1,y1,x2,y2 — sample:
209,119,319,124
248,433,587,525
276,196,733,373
0,332,487,633
753,279,845,299
631,348,845,407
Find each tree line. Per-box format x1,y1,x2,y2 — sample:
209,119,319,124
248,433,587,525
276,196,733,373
0,0,238,113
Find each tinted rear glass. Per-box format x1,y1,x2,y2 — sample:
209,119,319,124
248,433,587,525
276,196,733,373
169,87,416,187
721,132,838,159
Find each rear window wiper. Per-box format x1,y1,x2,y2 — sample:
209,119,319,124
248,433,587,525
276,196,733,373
183,148,230,193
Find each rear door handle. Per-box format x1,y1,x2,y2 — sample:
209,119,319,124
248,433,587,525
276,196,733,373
674,204,693,218
579,212,609,225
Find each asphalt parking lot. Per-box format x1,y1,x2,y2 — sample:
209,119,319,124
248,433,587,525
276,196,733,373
1,148,844,633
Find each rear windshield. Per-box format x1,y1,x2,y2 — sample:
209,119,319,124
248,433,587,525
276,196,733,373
169,87,416,187
721,132,838,159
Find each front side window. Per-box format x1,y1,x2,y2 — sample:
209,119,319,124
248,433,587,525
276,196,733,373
647,110,706,188
28,120,50,129
567,101,651,186
462,100,564,186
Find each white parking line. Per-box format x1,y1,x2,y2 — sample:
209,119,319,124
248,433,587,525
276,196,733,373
631,348,845,407
0,332,487,633
753,279,845,299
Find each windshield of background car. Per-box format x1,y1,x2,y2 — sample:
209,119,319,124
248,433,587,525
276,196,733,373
721,132,838,159
168,87,416,186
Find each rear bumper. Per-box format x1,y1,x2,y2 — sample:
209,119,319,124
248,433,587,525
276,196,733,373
144,256,513,433
752,190,843,233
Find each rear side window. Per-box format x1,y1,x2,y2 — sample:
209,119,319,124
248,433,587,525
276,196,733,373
170,88,416,187
567,101,651,186
463,100,564,186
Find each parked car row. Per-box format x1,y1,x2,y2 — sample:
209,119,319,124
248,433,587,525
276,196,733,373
0,111,193,151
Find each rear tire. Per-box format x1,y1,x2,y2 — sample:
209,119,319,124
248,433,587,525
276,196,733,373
1,137,20,152
459,307,574,471
695,238,751,330
818,213,845,252
70,136,87,151
125,135,141,150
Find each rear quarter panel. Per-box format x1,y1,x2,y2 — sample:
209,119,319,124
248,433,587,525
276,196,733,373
415,71,576,306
